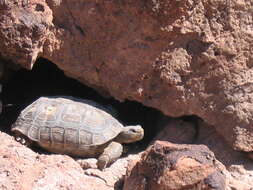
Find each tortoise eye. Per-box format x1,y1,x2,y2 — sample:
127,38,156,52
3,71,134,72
130,129,137,133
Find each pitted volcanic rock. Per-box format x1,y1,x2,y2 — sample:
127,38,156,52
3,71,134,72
1,0,253,152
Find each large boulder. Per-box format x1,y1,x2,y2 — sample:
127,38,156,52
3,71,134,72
123,141,226,190
0,0,253,152
196,120,253,190
152,118,253,189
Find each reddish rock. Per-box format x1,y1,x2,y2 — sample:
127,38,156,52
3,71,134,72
0,0,53,69
152,118,253,189
0,131,137,190
152,118,197,144
196,120,253,190
1,0,253,154
124,141,226,190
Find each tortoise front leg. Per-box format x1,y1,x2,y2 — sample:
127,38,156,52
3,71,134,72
97,141,123,170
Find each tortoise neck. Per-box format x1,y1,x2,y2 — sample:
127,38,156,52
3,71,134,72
114,133,126,144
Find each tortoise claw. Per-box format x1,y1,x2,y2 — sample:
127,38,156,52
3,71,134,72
97,156,109,170
15,136,31,146
97,142,123,170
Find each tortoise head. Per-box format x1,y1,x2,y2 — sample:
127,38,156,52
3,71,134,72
115,125,144,143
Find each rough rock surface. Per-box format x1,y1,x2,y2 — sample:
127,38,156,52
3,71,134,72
124,140,226,190
152,118,253,189
0,0,252,152
0,131,137,190
2,119,253,190
196,120,253,190
1,1,253,188
152,118,197,144
0,0,52,68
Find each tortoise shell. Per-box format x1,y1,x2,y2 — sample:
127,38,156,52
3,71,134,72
11,96,123,157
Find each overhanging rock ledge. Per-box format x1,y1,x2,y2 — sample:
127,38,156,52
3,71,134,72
0,0,253,152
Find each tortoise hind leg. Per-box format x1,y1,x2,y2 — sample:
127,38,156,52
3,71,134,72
97,141,123,170
14,134,32,146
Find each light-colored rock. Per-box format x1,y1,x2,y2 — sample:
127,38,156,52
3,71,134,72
76,158,98,170
85,154,140,189
0,131,138,190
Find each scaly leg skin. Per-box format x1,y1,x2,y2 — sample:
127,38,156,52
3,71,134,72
97,141,123,170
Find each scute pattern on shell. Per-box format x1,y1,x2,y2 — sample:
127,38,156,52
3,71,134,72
12,97,123,149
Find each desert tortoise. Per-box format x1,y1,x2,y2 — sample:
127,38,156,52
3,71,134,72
12,96,144,169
